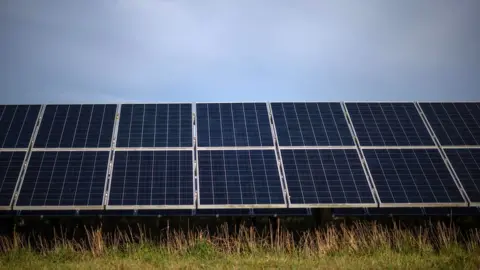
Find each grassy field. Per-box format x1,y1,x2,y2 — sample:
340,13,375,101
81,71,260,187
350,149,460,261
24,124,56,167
1,221,479,269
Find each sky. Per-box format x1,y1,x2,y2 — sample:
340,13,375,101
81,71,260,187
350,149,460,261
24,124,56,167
1,0,479,104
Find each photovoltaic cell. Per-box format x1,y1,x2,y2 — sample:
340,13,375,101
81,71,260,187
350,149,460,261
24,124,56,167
0,151,26,207
196,103,273,147
16,151,109,207
271,102,354,146
116,104,192,148
197,150,284,206
346,103,434,146
420,103,480,146
445,148,480,203
35,105,116,148
363,149,465,205
281,149,375,205
109,151,194,207
0,105,40,148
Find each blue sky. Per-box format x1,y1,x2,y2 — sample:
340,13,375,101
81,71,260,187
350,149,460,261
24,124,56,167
1,1,479,104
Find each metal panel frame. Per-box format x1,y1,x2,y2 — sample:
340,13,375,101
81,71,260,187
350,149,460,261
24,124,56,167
195,102,287,209
31,148,111,152
102,104,122,208
8,105,45,210
105,103,196,210
267,103,290,207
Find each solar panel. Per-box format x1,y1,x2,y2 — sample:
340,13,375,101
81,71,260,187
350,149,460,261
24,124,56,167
271,102,354,146
444,148,480,204
363,149,465,206
15,151,109,209
108,150,194,208
196,103,274,147
197,150,285,207
34,105,116,148
420,103,480,146
0,105,40,148
346,103,434,146
0,151,26,208
116,104,192,148
281,149,375,206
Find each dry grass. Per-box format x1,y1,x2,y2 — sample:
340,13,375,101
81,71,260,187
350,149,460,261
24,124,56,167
0,221,479,269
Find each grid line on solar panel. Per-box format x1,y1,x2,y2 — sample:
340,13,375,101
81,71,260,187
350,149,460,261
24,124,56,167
107,150,194,209
271,102,355,147
345,103,434,147
0,105,41,149
34,105,116,148
281,149,376,206
197,150,285,207
14,151,109,209
116,104,192,148
420,103,480,146
445,148,480,204
363,149,466,206
0,151,26,208
196,103,274,147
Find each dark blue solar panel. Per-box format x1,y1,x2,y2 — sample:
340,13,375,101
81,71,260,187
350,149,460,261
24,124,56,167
196,103,273,147
364,149,464,205
0,151,25,207
0,105,40,148
117,104,192,148
281,149,375,205
421,103,480,146
35,105,116,148
445,149,480,203
346,103,434,146
197,150,284,206
109,151,193,207
16,151,109,207
271,102,354,146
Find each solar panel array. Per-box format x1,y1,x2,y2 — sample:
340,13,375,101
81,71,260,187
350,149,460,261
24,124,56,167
0,102,478,215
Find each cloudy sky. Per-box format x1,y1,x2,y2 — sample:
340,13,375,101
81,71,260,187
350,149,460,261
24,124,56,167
1,1,479,103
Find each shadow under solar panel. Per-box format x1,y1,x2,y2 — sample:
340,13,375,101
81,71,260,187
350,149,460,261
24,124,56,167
197,150,285,208
0,105,41,149
363,149,466,206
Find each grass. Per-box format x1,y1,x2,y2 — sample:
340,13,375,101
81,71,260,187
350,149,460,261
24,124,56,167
0,221,479,269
